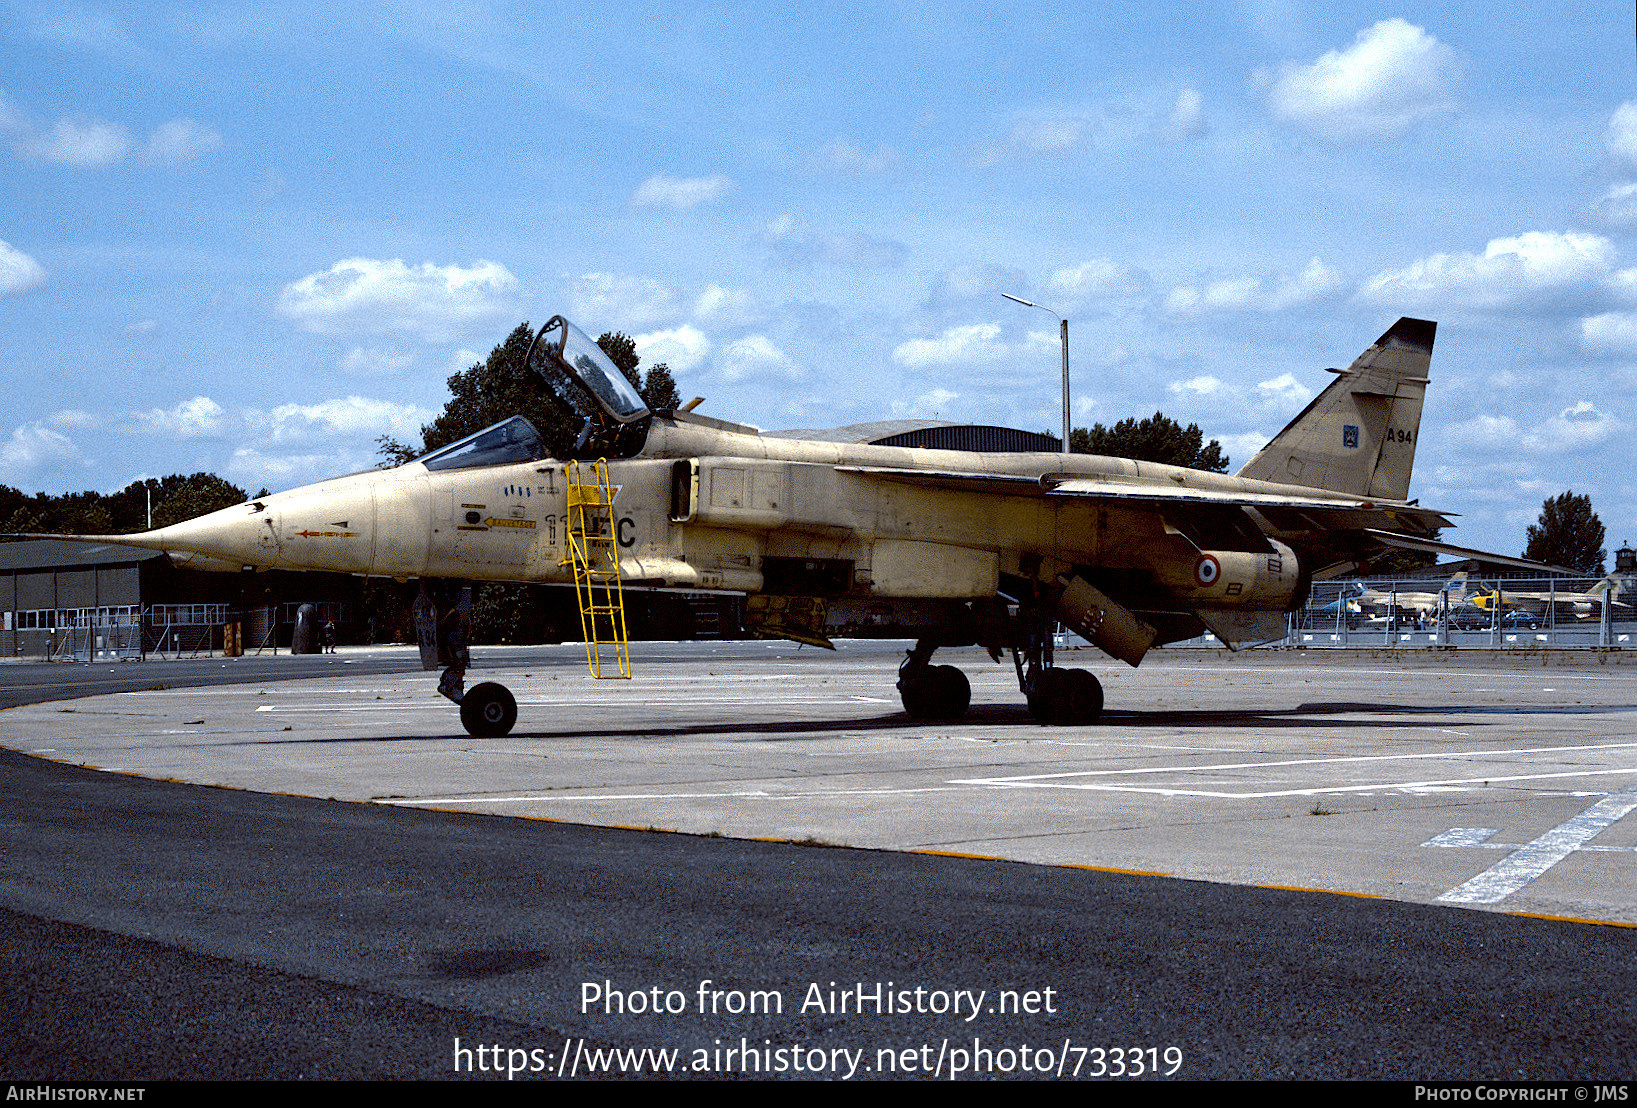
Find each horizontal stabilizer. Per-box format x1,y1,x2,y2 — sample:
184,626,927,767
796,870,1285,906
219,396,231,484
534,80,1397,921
1362,529,1576,575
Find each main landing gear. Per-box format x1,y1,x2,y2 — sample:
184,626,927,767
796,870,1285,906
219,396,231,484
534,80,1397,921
896,597,1104,725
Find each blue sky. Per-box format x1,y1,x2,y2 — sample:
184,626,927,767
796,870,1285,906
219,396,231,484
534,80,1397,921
1,1,1633,558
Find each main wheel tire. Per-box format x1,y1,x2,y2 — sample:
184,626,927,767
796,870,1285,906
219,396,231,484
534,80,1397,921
1027,668,1103,725
929,665,971,719
1025,668,1067,723
1063,668,1103,723
898,665,972,720
460,682,518,737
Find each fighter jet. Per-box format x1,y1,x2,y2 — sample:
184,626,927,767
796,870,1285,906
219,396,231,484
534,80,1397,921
1460,577,1632,625
1319,572,1470,628
31,314,1528,736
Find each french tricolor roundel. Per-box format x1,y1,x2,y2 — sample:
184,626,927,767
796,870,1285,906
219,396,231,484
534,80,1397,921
1195,554,1221,587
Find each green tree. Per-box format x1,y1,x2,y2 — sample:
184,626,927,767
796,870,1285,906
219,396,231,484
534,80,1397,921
0,484,28,530
598,331,640,384
149,474,248,528
640,362,681,412
1524,491,1606,574
101,474,247,531
1068,412,1229,472
0,474,247,535
374,435,420,468
418,322,559,455
1,490,110,535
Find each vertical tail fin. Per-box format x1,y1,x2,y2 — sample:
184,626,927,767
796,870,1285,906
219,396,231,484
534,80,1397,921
1236,318,1435,501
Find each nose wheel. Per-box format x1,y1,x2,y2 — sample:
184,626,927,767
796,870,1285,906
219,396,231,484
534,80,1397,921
459,682,518,737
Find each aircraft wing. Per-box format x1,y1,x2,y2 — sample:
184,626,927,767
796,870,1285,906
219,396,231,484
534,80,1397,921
834,465,1453,531
1042,475,1415,515
833,465,1044,494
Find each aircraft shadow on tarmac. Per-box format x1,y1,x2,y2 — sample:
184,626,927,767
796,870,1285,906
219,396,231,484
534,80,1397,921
232,697,1574,747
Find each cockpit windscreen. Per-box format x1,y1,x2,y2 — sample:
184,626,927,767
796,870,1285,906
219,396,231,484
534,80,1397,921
420,416,547,472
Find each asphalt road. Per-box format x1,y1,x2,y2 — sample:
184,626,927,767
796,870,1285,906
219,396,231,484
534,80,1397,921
3,646,1635,1081
0,650,436,710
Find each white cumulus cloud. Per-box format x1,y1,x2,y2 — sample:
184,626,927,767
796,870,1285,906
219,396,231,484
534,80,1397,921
887,388,963,420
1359,231,1619,313
1167,258,1345,315
1047,258,1151,305
0,421,88,485
970,116,1092,167
1588,182,1637,229
222,446,374,495
1266,18,1459,141
1155,88,1208,142
1521,401,1621,454
763,214,906,269
564,272,680,331
630,174,734,208
265,397,433,444
276,258,521,343
1444,414,1521,453
892,323,1007,368
339,347,417,376
1606,102,1637,171
635,324,710,373
1168,375,1226,398
719,334,801,383
693,284,761,328
1581,311,1637,355
1255,372,1313,410
132,396,227,439
0,239,45,296
807,138,898,177
144,119,221,163
19,117,131,166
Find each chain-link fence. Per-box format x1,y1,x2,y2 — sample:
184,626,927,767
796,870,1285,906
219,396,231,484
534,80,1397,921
1168,574,1636,650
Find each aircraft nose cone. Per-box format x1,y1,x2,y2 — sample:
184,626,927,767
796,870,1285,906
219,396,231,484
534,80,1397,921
149,501,273,565
140,485,378,575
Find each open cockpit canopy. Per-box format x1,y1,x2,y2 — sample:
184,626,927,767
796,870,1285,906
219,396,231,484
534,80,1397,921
411,316,654,472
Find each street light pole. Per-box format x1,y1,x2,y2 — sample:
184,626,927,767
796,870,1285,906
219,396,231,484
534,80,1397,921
1002,294,1071,454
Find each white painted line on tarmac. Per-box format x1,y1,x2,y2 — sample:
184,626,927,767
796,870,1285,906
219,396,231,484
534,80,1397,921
393,784,972,806
954,742,1637,798
1423,828,1499,848
249,693,848,713
956,766,1637,799
1435,784,1637,904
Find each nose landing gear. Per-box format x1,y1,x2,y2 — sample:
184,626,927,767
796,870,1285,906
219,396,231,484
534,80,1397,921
413,579,521,737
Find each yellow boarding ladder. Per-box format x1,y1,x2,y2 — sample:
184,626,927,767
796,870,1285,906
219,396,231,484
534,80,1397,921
562,459,632,679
